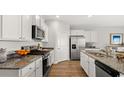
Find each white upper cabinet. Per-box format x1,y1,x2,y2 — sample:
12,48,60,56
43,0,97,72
70,30,85,36
21,15,32,41
36,15,41,27
40,16,45,27
42,24,48,42
84,31,97,42
2,15,22,40
41,16,48,42
32,15,41,26
84,31,91,42
90,31,97,42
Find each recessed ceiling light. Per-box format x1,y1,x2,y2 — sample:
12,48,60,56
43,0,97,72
56,15,60,18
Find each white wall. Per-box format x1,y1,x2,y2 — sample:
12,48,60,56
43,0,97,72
43,20,70,63
92,27,124,48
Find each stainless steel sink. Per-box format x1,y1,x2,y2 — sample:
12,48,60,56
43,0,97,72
88,52,106,57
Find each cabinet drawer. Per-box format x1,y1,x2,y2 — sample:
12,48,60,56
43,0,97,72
21,62,35,77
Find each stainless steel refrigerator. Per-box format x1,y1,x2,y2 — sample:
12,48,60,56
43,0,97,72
70,35,85,60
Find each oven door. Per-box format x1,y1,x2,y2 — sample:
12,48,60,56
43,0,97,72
43,56,50,77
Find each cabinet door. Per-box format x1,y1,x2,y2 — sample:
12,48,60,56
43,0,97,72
21,62,35,77
80,52,83,68
35,58,43,77
50,50,55,65
32,15,41,26
22,15,32,41
80,52,88,75
36,15,41,26
84,31,91,42
2,15,22,40
88,57,96,77
84,54,89,75
42,25,48,42
91,31,97,42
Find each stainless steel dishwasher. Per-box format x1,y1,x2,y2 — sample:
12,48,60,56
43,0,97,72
95,61,120,77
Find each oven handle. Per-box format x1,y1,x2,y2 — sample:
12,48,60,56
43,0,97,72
43,56,50,60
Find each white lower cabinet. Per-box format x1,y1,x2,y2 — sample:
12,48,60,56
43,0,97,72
51,50,55,64
0,57,43,77
20,57,43,77
88,57,96,77
80,52,89,75
48,50,55,66
21,62,35,77
80,52,96,77
83,54,89,75
35,57,43,77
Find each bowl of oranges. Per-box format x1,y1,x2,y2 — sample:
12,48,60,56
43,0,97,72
16,50,30,56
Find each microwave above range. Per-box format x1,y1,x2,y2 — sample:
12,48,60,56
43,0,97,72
32,25,45,40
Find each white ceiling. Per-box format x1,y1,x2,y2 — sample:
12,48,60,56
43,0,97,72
43,15,124,29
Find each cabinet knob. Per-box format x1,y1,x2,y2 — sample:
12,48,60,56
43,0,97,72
29,68,32,70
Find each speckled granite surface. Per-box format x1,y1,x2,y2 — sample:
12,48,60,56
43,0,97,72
81,50,124,74
0,55,42,69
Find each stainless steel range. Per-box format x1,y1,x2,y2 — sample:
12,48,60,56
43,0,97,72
29,49,50,76
21,46,51,77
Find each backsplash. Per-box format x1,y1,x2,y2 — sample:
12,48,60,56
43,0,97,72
0,40,43,52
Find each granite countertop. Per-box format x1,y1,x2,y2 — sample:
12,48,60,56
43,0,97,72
0,55,42,70
81,50,124,74
0,47,54,70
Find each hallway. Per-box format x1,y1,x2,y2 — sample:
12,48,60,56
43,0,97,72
48,61,87,77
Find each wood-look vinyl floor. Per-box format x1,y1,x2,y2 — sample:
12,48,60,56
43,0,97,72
48,60,87,77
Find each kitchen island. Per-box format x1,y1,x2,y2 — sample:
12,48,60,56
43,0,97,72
80,50,124,77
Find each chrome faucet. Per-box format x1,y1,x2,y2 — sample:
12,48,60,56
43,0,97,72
105,46,112,57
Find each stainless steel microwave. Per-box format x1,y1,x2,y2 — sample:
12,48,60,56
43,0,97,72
32,25,45,40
